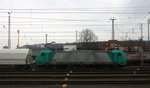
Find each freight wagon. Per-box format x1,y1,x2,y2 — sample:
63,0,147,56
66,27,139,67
0,49,33,68
126,52,150,65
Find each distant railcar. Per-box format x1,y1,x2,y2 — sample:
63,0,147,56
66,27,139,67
126,52,150,65
0,49,33,67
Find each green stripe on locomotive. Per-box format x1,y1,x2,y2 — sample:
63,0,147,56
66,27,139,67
35,50,56,64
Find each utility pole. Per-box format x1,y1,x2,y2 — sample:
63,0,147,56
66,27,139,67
110,18,116,40
45,34,48,44
140,23,144,66
148,19,150,42
8,12,11,49
76,30,78,43
140,23,143,40
17,30,20,48
45,34,48,50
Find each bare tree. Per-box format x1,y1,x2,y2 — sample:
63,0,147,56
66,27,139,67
78,29,98,49
79,29,98,42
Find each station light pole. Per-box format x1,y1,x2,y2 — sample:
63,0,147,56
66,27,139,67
8,12,11,49
17,30,20,48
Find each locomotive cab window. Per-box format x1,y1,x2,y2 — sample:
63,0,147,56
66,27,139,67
41,53,45,56
118,53,121,56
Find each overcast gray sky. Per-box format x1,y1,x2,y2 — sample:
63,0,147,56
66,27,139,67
0,0,150,48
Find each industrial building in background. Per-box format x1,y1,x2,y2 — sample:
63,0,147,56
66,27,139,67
63,45,77,51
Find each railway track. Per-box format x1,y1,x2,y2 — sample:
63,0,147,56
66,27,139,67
0,74,150,84
0,74,150,79
0,70,150,74
0,80,150,84
0,66,150,85
0,71,150,84
0,65,150,72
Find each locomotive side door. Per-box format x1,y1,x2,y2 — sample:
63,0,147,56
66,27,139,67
41,53,46,63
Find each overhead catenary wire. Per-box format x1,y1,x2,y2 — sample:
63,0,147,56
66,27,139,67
0,7,149,48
